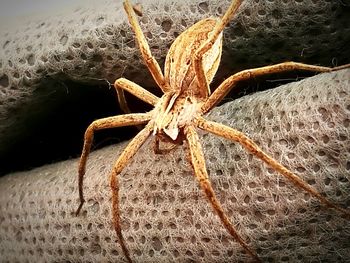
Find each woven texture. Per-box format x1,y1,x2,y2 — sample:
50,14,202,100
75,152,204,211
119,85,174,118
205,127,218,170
0,69,349,262
0,0,350,262
1,0,350,163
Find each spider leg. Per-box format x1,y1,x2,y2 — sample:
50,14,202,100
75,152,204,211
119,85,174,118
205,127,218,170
196,117,350,218
109,121,153,263
114,78,160,119
185,125,261,262
123,0,169,92
115,78,160,107
202,62,350,114
115,87,131,114
76,113,151,216
193,0,242,97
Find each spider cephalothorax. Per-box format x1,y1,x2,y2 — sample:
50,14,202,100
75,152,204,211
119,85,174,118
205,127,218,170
153,94,201,141
75,1,350,262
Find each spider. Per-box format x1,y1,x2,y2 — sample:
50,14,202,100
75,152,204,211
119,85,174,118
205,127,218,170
75,0,350,262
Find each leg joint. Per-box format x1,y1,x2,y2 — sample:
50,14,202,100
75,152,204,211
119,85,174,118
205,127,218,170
194,41,214,61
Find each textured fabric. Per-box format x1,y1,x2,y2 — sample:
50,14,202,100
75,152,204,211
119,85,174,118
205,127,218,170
1,0,350,158
0,69,349,262
0,0,349,262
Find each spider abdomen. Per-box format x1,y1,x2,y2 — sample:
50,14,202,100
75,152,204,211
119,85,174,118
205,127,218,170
164,18,223,98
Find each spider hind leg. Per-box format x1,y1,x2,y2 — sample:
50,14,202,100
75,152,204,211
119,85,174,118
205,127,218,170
196,117,350,218
110,122,154,263
185,125,261,262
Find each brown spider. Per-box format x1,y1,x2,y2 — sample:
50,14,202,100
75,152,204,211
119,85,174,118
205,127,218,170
75,0,350,262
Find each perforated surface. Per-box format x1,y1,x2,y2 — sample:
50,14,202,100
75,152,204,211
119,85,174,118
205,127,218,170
1,0,350,162
0,69,349,262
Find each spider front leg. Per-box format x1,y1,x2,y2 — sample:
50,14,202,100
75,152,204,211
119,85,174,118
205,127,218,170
76,113,151,216
185,125,261,262
123,0,169,93
193,0,242,98
109,121,153,263
118,0,170,114
196,117,350,218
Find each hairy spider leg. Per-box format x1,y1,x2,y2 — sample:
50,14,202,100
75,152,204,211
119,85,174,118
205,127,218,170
110,121,154,263
202,62,350,113
193,0,242,98
195,117,350,218
114,0,170,115
114,78,159,107
185,125,261,262
114,76,159,116
76,113,152,216
115,87,132,114
123,0,169,93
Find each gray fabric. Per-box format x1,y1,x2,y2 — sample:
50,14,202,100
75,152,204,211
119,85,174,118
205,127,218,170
0,69,349,262
0,0,349,262
1,0,350,156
